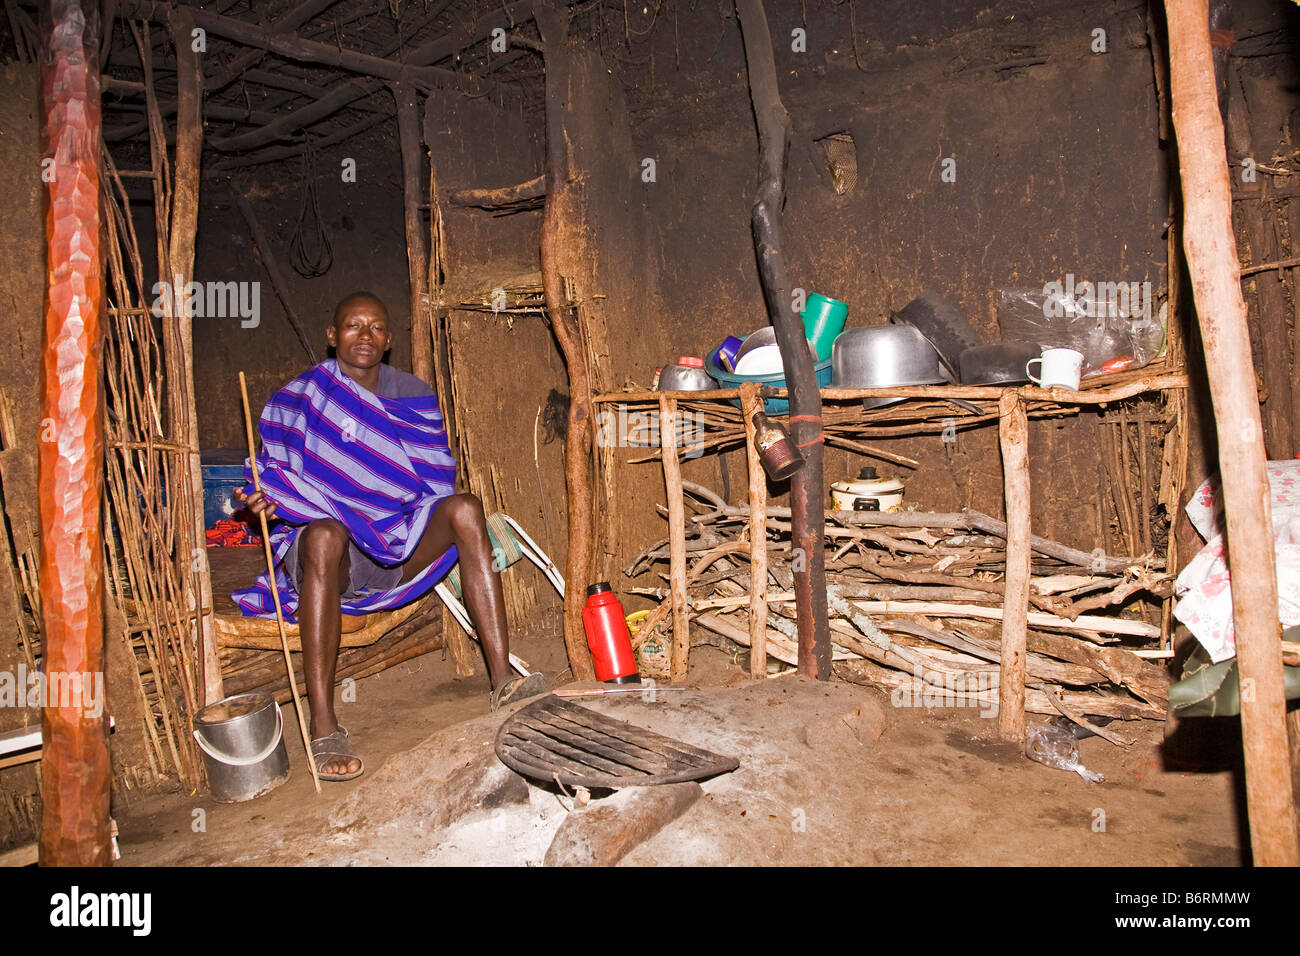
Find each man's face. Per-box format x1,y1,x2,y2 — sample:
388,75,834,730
328,298,391,372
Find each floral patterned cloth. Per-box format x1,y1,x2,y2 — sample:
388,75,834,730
1173,459,1300,662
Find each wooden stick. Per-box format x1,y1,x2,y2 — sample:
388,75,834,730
692,591,1161,638
1165,0,1299,866
998,392,1030,742
835,659,1166,720
239,372,320,794
1044,687,1135,747
553,686,689,698
1240,254,1300,277
0,749,41,771
739,384,770,679
659,395,691,680
447,174,546,209
708,504,1145,573
695,611,801,667
0,842,38,867
592,373,1190,405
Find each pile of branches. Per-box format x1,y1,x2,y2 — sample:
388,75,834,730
626,483,1173,730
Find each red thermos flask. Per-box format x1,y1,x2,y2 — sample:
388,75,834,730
582,583,640,684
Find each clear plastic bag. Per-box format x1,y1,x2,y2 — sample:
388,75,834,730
1025,721,1105,783
997,283,1165,378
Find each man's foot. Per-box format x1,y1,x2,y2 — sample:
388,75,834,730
491,673,548,712
310,725,364,781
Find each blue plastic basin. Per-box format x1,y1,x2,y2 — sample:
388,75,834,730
706,337,833,414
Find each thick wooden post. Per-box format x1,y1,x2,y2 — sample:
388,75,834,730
394,82,433,385
997,391,1030,742
1165,0,1300,866
734,0,831,679
659,396,690,680
740,383,769,679
38,0,110,866
167,5,222,707
535,0,596,680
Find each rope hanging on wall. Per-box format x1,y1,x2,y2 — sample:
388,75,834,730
289,139,334,278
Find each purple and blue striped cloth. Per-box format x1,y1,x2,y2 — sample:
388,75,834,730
232,359,459,622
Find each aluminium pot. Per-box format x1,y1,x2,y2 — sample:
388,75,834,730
830,323,948,409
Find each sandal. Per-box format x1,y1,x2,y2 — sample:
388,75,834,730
310,725,364,782
491,673,548,712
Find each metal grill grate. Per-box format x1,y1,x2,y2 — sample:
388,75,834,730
494,695,740,789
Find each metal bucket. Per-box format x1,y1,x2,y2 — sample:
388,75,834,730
193,693,289,803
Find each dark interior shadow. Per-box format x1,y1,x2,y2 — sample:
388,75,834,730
1161,713,1260,867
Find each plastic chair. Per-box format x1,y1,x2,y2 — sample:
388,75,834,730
434,512,565,677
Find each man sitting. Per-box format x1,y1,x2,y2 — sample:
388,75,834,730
234,292,544,781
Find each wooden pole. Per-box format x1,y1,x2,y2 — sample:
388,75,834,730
393,82,433,385
997,391,1030,742
1165,0,1299,866
166,6,223,708
734,0,831,680
740,383,769,679
659,396,691,681
38,0,110,866
535,0,596,681
239,373,320,794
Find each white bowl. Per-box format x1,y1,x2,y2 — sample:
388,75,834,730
734,344,785,376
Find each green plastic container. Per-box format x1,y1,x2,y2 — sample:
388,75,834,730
802,293,849,361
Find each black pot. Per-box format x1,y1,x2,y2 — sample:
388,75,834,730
958,342,1039,385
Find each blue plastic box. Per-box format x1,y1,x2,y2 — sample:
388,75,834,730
201,448,249,529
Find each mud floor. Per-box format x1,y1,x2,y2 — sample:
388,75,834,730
114,638,1246,867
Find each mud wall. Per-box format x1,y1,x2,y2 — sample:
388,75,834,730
0,60,43,850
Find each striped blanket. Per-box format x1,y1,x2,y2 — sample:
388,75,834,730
232,360,459,622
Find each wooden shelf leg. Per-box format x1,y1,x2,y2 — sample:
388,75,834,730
659,396,690,681
740,383,769,679
998,391,1030,742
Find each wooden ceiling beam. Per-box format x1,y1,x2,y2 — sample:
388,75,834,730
212,110,391,170
110,0,549,154
239,67,388,115
208,0,544,152
113,0,455,86
204,0,344,93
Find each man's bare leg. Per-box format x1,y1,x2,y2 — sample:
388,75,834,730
296,518,359,777
399,493,512,691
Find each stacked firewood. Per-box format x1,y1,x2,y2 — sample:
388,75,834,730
626,483,1172,727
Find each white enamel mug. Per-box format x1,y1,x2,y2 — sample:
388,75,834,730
1026,347,1083,390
